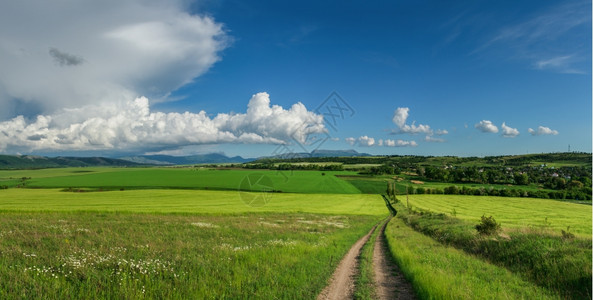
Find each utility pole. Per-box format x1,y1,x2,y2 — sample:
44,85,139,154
406,185,409,210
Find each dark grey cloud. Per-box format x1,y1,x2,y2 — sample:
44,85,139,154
27,134,46,141
49,48,85,66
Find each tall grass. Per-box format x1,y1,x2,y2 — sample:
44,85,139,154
384,216,558,299
398,203,592,299
0,212,381,299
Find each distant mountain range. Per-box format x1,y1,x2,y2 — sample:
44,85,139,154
262,149,371,159
0,149,372,169
118,153,252,165
0,155,142,169
118,150,370,165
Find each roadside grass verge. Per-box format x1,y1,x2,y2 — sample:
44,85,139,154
0,212,381,299
384,215,558,299
396,203,592,299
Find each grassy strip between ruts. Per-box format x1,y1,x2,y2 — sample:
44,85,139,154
0,212,382,299
384,215,559,299
353,218,385,300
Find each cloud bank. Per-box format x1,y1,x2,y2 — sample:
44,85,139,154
0,0,229,120
0,93,326,153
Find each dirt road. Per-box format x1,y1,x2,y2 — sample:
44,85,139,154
373,218,416,299
317,225,377,300
317,217,416,300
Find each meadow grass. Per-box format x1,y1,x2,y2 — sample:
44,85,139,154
0,189,386,215
396,202,592,299
384,215,559,299
2,168,361,194
0,212,383,299
405,194,592,236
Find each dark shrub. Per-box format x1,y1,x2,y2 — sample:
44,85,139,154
475,215,501,236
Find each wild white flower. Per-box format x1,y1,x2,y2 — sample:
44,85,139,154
258,221,280,227
191,222,220,228
267,239,297,247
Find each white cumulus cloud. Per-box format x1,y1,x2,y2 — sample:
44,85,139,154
528,126,559,136
425,136,445,143
0,93,326,153
386,139,417,147
392,107,432,135
357,136,376,147
392,107,447,137
475,120,499,133
345,136,417,147
392,107,410,128
0,0,229,120
501,122,520,138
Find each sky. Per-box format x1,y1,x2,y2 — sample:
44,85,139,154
0,0,590,158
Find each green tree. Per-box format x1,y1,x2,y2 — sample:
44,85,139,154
514,172,529,185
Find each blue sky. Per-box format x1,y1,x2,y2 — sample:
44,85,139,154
0,0,590,157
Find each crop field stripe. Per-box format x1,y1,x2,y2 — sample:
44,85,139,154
0,189,388,216
4,168,363,194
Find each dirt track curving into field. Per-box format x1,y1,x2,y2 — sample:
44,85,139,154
373,218,416,300
317,225,377,300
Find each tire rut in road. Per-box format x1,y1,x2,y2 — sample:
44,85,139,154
373,217,416,300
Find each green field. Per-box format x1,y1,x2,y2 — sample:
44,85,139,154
0,186,386,299
337,175,390,194
0,189,385,215
404,194,592,236
0,168,361,194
